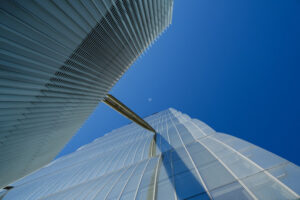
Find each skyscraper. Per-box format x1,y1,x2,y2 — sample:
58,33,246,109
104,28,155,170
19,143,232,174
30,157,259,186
0,0,173,188
2,109,299,200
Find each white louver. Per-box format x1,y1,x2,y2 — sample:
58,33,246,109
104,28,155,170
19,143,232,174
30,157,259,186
0,0,173,188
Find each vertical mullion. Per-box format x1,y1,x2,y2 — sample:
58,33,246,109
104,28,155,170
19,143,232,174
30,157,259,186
198,139,258,200
168,110,213,199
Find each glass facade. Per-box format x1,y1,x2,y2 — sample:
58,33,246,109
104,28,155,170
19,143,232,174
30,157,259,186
0,0,173,187
2,108,299,199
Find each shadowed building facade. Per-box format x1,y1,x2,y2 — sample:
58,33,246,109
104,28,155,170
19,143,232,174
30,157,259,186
1,108,300,200
0,0,173,188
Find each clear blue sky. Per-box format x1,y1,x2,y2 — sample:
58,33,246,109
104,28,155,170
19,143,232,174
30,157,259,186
58,0,300,165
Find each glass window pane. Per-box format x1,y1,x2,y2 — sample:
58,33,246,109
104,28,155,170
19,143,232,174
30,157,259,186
242,171,297,200
156,179,175,200
174,169,206,200
218,153,261,179
186,142,216,168
186,192,210,200
183,121,206,139
268,162,300,195
176,124,194,144
242,147,286,169
211,181,253,200
197,161,236,190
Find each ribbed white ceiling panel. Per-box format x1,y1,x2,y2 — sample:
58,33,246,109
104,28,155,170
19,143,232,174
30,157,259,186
0,0,173,188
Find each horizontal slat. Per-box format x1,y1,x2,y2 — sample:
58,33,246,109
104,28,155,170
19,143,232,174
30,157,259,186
0,0,173,189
